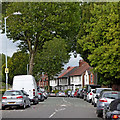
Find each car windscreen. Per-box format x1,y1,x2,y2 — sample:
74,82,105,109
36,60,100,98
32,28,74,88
4,91,21,96
103,92,119,99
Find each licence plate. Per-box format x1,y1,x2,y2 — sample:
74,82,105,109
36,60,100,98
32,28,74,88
7,102,16,104
118,115,120,118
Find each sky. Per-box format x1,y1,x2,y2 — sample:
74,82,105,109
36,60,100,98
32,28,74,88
0,33,82,68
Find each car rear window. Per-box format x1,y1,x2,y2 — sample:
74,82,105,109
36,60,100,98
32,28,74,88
103,92,119,99
4,91,21,96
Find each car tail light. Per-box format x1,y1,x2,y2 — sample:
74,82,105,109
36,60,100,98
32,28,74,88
33,89,35,91
90,93,92,95
99,99,107,102
112,115,119,119
87,93,88,95
17,96,23,99
112,92,118,94
33,89,35,96
38,93,42,95
2,97,7,99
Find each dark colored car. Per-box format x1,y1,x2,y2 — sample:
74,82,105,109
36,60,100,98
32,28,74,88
103,99,120,119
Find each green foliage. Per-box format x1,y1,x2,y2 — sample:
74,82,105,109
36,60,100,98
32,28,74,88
2,52,29,84
53,89,60,94
77,3,120,84
64,89,71,94
34,37,70,80
2,2,81,74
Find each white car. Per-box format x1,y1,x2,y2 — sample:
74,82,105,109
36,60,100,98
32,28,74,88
91,88,112,107
86,89,95,103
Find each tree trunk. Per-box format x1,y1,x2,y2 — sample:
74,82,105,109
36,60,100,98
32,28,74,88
28,52,34,75
47,76,50,92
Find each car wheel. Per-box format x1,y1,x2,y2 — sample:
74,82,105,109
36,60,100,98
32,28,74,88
94,103,96,107
103,109,106,119
97,113,103,118
28,100,31,107
21,103,26,109
2,106,5,110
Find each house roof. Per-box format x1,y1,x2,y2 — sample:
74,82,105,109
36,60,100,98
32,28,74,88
63,66,79,78
53,69,67,79
69,62,90,76
58,67,75,78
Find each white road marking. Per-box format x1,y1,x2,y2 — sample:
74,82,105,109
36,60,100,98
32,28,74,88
61,104,66,107
49,112,56,118
49,107,66,118
63,98,71,104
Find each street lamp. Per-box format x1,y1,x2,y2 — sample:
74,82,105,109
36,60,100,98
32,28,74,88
4,12,22,90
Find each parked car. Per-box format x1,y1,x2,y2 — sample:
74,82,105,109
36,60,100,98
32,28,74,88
96,91,120,117
56,91,66,97
42,91,48,99
84,85,101,101
103,99,120,119
2,90,31,110
92,88,112,107
12,75,39,105
86,89,95,103
49,92,56,97
79,88,86,99
76,89,82,98
37,91,44,102
67,91,71,97
74,89,79,97
70,90,75,97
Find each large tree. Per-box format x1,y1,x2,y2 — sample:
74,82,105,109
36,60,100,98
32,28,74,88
77,3,120,85
2,2,81,75
34,37,70,90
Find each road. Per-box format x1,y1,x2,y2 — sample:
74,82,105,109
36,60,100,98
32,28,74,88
1,97,102,119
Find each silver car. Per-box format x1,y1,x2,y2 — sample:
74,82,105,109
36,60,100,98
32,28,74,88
96,91,120,117
92,88,112,107
2,90,31,110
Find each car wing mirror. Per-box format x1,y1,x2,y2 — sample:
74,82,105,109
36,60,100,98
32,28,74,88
95,95,99,99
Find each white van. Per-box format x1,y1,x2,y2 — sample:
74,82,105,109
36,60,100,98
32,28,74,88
12,75,38,104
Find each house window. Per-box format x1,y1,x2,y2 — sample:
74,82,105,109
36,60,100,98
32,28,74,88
91,74,93,83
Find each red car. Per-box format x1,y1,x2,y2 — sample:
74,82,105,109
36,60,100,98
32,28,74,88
74,89,79,97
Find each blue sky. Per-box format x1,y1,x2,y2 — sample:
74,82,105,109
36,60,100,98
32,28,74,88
0,33,82,68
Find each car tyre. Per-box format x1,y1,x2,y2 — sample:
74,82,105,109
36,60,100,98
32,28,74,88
2,106,5,110
21,103,26,109
94,103,96,107
28,100,31,107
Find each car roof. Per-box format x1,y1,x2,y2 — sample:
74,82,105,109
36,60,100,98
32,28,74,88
5,90,21,92
96,88,112,90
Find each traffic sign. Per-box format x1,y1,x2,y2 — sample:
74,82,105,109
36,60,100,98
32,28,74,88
5,68,9,73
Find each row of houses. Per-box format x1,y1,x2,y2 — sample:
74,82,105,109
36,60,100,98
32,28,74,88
37,60,98,91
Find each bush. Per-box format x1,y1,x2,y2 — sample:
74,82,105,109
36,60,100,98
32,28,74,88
64,89,71,94
53,89,60,94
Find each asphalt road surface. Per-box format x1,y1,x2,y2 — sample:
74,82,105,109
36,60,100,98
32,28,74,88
1,97,102,119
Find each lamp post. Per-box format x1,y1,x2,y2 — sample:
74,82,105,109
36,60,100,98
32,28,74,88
4,12,22,90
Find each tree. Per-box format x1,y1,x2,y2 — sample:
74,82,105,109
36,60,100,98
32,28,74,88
2,2,81,75
77,3,120,84
34,37,70,90
2,52,29,84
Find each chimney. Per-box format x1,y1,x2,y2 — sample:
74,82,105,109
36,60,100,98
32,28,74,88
67,66,71,70
79,59,85,67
